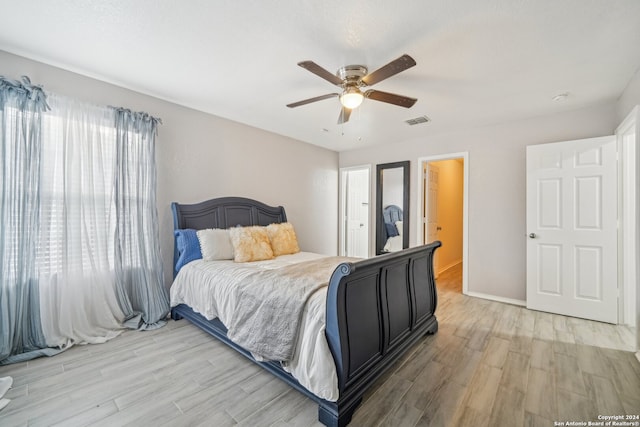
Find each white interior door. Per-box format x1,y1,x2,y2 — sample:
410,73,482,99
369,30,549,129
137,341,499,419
425,163,440,274
526,136,618,323
345,168,369,258
425,163,440,244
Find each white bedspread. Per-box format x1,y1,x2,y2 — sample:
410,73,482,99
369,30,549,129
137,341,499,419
169,252,340,401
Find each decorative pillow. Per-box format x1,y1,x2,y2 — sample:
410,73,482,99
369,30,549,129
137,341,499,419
266,222,300,256
385,222,399,237
229,226,275,262
197,228,234,261
175,229,203,272
395,220,404,236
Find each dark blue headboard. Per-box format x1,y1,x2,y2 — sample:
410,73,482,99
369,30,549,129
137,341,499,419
383,204,403,225
171,196,287,276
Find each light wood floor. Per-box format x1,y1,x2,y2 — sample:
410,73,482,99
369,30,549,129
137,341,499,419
1,263,638,427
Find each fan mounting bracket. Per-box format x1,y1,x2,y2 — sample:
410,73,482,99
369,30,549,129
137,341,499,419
337,65,368,85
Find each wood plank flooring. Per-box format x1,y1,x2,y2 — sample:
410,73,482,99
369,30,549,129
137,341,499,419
1,263,638,426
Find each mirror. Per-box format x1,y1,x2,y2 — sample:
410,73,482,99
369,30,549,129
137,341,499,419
376,161,410,255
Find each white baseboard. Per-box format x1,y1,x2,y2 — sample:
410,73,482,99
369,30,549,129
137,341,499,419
437,259,462,276
465,291,526,307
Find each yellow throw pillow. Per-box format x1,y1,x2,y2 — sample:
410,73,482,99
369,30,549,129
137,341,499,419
266,222,300,256
229,226,274,262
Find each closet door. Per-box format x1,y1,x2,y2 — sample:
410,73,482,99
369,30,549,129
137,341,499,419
526,136,617,323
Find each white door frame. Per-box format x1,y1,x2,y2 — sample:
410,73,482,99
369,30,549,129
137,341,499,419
416,152,469,294
339,165,372,258
615,106,639,332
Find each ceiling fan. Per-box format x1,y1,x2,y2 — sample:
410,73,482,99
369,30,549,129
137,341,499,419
286,54,418,124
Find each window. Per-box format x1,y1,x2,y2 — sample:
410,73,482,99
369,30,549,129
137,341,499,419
36,109,118,275
3,104,145,279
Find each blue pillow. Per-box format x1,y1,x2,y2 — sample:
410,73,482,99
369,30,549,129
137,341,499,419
385,222,399,237
175,229,202,273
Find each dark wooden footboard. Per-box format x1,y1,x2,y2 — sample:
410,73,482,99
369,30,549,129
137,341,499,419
170,242,440,427
322,241,441,427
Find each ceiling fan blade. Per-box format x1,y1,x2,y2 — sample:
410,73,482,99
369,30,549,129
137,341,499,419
365,89,417,108
337,106,352,124
361,54,416,86
298,61,344,86
286,93,339,108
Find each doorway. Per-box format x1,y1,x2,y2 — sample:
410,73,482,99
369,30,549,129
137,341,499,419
339,165,371,258
418,153,469,294
525,107,639,329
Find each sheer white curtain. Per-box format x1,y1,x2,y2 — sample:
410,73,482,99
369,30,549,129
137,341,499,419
37,95,125,348
1,76,50,364
1,81,168,365
112,107,169,330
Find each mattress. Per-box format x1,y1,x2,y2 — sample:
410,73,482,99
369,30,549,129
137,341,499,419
169,252,339,401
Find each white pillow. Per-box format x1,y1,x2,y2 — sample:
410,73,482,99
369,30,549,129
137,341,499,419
196,228,234,261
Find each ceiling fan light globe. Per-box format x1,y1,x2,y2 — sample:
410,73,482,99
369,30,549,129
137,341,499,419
340,90,364,109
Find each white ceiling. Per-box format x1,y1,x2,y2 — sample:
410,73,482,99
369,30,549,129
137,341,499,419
1,0,639,152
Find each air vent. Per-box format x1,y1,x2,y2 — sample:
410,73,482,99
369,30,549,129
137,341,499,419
405,115,431,126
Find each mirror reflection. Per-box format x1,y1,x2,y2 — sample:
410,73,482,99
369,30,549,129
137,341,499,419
376,161,409,255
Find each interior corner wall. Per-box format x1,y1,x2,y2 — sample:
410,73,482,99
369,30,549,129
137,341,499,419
339,104,617,302
617,66,640,123
0,50,339,288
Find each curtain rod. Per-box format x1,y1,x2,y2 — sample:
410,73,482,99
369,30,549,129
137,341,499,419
1,74,162,124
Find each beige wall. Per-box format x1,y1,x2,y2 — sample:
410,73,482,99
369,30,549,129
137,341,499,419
340,104,618,302
4,48,637,308
430,159,463,274
0,50,339,287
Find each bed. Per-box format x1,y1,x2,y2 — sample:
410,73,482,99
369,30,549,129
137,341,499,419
382,204,404,253
169,196,440,427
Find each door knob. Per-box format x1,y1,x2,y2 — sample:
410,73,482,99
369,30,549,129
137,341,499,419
529,233,537,238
